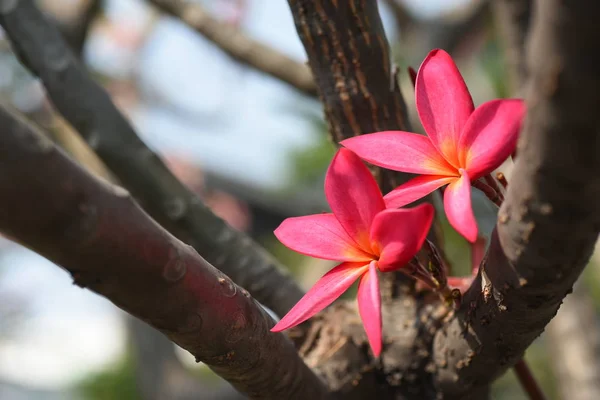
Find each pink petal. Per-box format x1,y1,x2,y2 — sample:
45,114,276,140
444,171,477,243
459,99,525,179
325,148,385,252
357,261,382,356
370,204,434,272
341,132,456,176
384,175,456,209
271,262,368,332
275,214,373,262
416,49,474,167
447,276,473,293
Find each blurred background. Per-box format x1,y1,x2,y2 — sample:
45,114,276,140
0,0,598,399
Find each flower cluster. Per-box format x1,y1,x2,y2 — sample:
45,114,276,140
271,49,525,356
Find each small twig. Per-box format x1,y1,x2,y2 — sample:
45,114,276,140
484,174,505,199
514,359,548,400
472,179,503,207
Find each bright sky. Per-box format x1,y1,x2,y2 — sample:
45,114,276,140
0,0,469,391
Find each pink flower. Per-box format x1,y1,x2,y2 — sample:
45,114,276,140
342,49,525,242
271,148,434,356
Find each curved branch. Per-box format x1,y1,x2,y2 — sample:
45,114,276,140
146,0,317,97
435,0,600,396
0,0,303,318
0,103,329,400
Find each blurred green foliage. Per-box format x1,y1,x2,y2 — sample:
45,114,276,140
75,354,139,400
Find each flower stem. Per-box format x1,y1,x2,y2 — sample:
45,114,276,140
472,179,504,207
484,174,505,201
514,358,548,400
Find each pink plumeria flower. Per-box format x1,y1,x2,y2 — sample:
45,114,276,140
342,49,525,242
271,148,434,356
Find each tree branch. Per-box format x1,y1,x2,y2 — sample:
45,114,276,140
145,0,317,97
283,2,453,398
287,0,410,143
434,0,600,396
0,0,304,319
0,102,329,400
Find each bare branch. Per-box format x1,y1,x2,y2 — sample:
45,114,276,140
288,0,410,143
0,0,304,318
0,103,329,400
435,0,600,396
282,2,453,398
145,0,317,97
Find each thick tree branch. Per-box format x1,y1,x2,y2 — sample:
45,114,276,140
145,0,317,97
283,2,453,398
0,103,329,400
0,0,304,318
434,0,600,396
287,0,410,143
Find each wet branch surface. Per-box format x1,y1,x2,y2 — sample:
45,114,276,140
0,103,329,400
0,0,304,319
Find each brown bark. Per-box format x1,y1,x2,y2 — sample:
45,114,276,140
285,2,449,399
0,102,328,400
146,0,317,97
0,0,304,319
434,0,600,396
287,0,410,143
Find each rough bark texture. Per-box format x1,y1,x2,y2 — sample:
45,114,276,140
1,0,599,398
285,2,450,399
434,0,600,396
288,0,409,143
0,103,328,400
147,0,317,97
546,283,600,400
0,0,303,319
